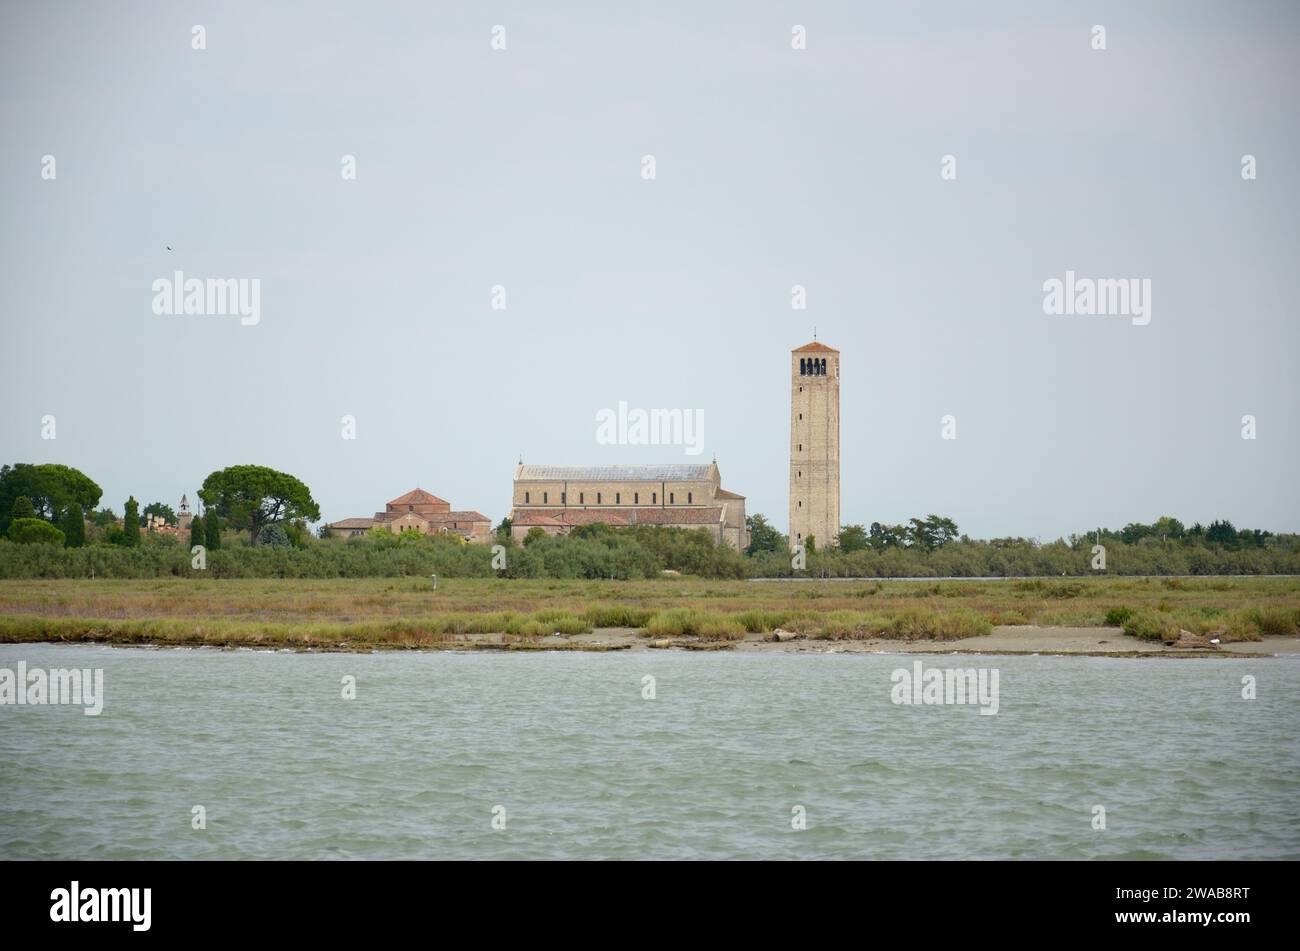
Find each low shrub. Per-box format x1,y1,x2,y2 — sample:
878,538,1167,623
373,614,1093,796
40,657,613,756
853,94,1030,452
1104,606,1134,627
1122,610,1179,641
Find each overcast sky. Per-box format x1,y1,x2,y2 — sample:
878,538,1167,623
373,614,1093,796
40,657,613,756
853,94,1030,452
2,1,1297,539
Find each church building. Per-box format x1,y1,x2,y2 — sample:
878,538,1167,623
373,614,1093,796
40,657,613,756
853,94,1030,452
510,462,749,551
326,488,491,543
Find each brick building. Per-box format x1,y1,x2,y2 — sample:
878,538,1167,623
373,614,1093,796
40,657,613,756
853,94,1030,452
509,462,749,551
326,488,491,543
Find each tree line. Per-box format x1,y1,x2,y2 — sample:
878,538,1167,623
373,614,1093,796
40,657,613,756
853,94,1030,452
2,460,1297,578
0,463,318,551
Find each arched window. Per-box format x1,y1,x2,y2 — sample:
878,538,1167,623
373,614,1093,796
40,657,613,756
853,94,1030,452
543,492,548,504
670,493,675,504
799,358,806,375
634,492,639,504
821,358,827,374
687,492,692,503
652,493,657,504
596,493,601,504
579,492,584,504
525,492,530,504
615,493,620,504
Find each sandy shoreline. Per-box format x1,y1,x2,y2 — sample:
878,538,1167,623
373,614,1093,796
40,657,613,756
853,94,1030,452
546,625,1295,657
9,625,1291,657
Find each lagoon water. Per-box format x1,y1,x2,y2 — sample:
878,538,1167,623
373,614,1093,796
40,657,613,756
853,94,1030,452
1,644,1297,860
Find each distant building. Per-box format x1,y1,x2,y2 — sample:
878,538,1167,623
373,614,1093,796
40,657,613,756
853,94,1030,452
789,340,840,550
510,462,749,551
144,494,192,538
325,488,491,543
176,494,194,537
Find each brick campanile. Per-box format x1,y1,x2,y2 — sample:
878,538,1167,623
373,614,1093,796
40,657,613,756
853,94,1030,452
789,340,840,550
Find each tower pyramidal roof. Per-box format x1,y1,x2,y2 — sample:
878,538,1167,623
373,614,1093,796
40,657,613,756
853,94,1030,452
793,340,838,353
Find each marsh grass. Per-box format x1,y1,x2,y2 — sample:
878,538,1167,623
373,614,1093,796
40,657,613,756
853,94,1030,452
0,575,1296,648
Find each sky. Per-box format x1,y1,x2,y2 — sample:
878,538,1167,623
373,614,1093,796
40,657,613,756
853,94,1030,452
1,1,1297,540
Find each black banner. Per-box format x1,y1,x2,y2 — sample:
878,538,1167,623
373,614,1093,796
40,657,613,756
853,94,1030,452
0,860,1280,939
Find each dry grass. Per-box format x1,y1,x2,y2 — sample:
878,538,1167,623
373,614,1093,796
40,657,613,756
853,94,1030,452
0,576,1296,649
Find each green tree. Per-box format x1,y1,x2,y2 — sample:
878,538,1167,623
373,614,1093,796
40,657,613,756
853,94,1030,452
1150,516,1186,541
199,465,320,544
7,518,65,545
838,523,869,552
804,534,817,554
204,508,221,550
257,524,291,548
1206,520,1238,547
122,496,141,547
284,519,312,549
190,512,205,548
1119,522,1151,545
745,514,786,555
923,514,960,548
10,496,37,521
0,463,102,533
90,507,117,528
869,521,911,549
60,504,86,547
495,516,513,545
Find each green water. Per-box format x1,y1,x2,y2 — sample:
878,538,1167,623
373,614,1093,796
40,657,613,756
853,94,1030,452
1,644,1296,859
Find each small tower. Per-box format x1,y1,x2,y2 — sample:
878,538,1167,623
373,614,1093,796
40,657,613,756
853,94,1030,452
789,340,840,550
177,493,194,537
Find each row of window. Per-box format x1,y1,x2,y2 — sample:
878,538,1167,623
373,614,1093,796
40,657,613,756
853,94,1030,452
800,357,828,376
522,491,692,505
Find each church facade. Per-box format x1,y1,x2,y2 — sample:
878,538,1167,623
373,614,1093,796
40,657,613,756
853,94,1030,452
509,463,749,551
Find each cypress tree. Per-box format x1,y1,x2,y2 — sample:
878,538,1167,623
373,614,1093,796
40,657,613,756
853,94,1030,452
205,508,221,550
123,496,141,546
190,512,205,548
60,504,86,547
11,496,36,521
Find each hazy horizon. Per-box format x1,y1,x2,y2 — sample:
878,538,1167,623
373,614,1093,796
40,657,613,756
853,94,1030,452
2,1,1297,540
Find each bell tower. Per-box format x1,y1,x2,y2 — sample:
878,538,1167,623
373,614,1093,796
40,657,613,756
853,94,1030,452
177,493,194,537
789,340,840,550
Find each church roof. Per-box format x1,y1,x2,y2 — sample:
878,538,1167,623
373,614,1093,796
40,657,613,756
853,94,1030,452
517,465,715,482
793,341,838,353
443,511,489,522
386,488,449,507
375,510,489,524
